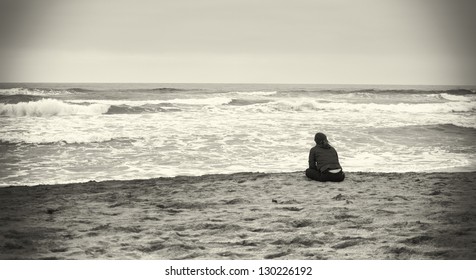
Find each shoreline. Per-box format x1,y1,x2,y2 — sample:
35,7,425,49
3,169,476,189
1,171,475,259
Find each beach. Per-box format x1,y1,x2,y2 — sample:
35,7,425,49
1,171,475,260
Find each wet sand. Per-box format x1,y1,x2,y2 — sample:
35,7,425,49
0,171,475,259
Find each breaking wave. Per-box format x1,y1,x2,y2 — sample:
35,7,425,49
228,91,277,96
0,99,110,117
347,88,476,95
439,93,476,102
252,99,476,113
0,88,78,96
0,96,230,117
4,97,474,117
69,97,232,107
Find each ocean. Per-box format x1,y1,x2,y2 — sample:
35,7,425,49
1,83,475,187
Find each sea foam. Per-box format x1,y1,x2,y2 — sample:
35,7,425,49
67,97,232,106
258,99,476,113
0,99,110,117
439,93,476,102
0,88,73,96
228,91,277,96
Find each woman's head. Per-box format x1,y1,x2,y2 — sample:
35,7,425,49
314,132,331,148
314,132,327,143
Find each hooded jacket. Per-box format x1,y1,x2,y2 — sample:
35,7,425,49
308,142,342,172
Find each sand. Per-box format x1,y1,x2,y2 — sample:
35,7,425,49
0,171,475,260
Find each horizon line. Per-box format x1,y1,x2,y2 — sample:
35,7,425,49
1,81,476,87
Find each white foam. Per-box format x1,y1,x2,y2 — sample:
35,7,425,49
439,93,475,102
0,99,110,117
67,97,232,106
0,88,72,96
343,92,376,98
229,91,277,96
2,133,117,144
255,99,476,113
166,97,232,105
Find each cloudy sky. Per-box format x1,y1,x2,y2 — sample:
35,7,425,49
0,0,475,85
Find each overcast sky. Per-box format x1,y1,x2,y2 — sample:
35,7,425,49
0,0,475,85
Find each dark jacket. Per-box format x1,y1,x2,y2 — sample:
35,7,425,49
308,144,342,172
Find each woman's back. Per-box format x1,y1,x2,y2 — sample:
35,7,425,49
306,132,345,182
309,145,342,173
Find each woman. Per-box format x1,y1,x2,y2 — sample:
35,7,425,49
306,132,345,182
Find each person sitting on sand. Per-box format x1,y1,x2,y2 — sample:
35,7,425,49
306,132,345,182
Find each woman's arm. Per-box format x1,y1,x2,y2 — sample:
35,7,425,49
308,147,316,170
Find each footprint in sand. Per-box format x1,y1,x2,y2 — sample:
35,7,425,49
401,235,433,245
331,238,369,249
264,250,290,259
280,207,304,212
